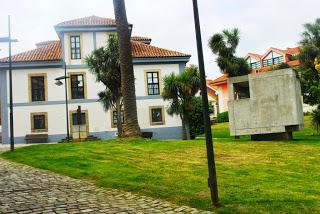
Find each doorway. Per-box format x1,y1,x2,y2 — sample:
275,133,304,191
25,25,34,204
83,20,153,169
70,110,89,140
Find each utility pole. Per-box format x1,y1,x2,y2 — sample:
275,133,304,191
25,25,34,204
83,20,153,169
192,0,219,206
8,16,14,151
0,16,18,151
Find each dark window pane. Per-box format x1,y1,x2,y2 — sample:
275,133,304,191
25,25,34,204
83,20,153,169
151,108,163,123
72,113,86,125
70,36,81,59
147,72,160,95
71,74,85,99
33,115,46,130
31,76,45,102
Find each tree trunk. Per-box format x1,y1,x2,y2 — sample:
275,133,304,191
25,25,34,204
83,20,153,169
116,99,123,138
113,0,141,138
181,114,190,140
184,116,191,140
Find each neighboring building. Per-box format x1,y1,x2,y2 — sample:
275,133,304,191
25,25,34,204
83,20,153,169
196,81,219,119
0,16,191,144
206,81,219,118
210,46,302,113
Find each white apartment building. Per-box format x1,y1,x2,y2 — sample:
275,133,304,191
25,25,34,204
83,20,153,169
0,16,190,144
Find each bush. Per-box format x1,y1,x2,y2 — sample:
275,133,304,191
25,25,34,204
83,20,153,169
189,97,213,139
304,111,312,116
311,106,320,133
216,111,229,123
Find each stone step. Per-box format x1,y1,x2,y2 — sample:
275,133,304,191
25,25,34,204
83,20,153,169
58,135,101,143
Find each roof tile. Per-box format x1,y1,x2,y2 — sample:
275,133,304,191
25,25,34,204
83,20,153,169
131,41,189,58
0,41,61,63
55,15,116,27
0,39,190,63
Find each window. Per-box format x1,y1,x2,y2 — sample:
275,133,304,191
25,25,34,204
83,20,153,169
70,35,81,59
233,81,250,100
146,71,160,95
28,73,47,102
70,74,85,99
30,76,45,102
72,112,86,125
149,106,165,125
31,113,48,132
111,110,124,128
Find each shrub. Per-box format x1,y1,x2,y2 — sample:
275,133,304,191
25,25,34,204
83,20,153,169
304,111,312,116
216,111,229,123
189,97,213,139
311,106,320,133
271,62,290,71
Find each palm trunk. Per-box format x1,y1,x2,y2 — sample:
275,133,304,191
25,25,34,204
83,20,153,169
116,99,123,138
181,114,189,140
113,0,141,138
184,116,191,140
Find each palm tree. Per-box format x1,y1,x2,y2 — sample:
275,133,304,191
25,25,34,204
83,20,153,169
85,37,123,136
208,28,250,77
298,18,320,132
162,65,200,140
113,0,141,137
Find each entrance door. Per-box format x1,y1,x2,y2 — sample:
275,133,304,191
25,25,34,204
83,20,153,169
71,112,88,140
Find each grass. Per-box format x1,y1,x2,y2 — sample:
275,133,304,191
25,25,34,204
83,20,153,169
1,117,320,213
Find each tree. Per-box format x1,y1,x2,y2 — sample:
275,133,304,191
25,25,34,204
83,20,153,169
298,18,320,106
113,0,141,137
162,65,200,140
189,96,213,139
298,18,320,132
85,37,123,136
208,28,250,77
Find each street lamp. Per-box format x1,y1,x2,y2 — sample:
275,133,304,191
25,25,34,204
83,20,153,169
192,0,219,206
55,62,70,143
0,16,18,152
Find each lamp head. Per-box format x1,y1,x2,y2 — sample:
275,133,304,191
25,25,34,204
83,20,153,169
55,80,63,86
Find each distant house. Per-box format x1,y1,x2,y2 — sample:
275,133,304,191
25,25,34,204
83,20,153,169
196,81,219,119
0,16,191,144
209,46,304,113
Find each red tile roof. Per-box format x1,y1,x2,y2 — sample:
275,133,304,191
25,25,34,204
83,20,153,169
247,53,262,60
0,40,190,63
55,15,116,27
283,46,302,55
0,41,61,63
131,41,189,58
35,40,59,48
131,36,152,42
211,74,227,86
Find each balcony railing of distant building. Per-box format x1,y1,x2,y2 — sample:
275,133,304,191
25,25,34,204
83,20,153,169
250,61,261,69
262,56,284,67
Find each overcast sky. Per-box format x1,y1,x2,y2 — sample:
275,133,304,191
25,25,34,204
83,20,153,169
1,0,320,79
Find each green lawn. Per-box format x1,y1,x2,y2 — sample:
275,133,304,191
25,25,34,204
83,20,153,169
2,117,320,213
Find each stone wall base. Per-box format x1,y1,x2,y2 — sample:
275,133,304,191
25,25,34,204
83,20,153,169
251,132,293,141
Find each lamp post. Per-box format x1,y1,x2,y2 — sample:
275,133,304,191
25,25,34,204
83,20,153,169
55,62,70,142
0,16,18,151
192,0,219,205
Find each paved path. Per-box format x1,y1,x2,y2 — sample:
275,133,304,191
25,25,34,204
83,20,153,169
0,144,35,153
0,158,212,214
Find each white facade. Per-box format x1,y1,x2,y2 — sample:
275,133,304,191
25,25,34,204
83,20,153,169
0,17,190,143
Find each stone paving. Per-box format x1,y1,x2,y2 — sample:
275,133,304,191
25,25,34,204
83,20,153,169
0,144,35,153
0,158,213,214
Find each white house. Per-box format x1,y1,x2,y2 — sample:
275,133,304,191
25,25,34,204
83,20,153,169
0,16,191,144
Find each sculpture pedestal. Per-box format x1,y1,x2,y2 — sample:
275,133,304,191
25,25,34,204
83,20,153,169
251,132,293,141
